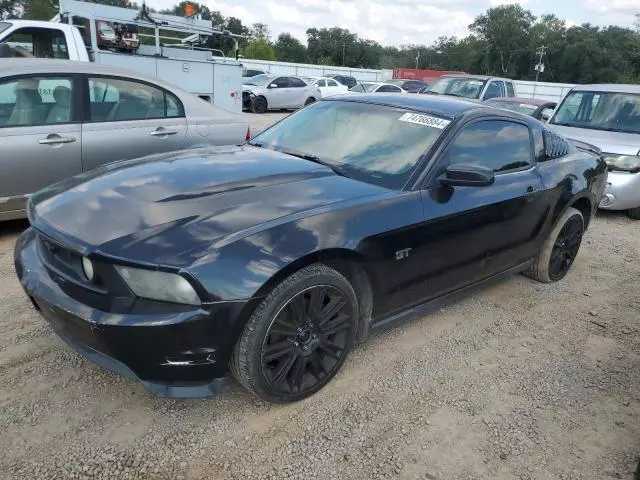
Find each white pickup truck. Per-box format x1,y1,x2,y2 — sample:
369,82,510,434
0,0,244,112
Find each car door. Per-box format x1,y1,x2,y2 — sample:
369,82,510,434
264,77,291,109
314,79,326,97
81,75,187,171
0,74,82,219
287,77,311,107
325,78,347,96
410,118,548,301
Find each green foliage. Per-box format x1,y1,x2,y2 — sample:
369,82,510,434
243,39,275,61
0,1,20,19
274,33,307,63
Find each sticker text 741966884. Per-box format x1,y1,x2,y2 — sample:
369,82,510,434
398,112,451,129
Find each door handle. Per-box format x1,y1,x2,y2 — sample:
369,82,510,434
39,135,77,145
150,128,178,136
526,185,536,194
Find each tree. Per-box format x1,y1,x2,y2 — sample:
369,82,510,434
250,23,270,42
0,1,20,19
274,33,307,63
23,0,57,20
160,1,213,20
243,39,275,60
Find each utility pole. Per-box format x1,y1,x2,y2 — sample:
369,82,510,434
534,45,546,82
342,42,346,66
415,49,420,69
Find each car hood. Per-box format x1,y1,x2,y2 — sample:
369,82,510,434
548,124,640,156
243,84,267,93
30,146,386,267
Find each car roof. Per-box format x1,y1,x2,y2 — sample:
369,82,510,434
324,93,488,118
438,74,513,82
488,97,554,106
571,84,640,94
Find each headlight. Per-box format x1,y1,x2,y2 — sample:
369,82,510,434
602,154,640,173
115,266,201,305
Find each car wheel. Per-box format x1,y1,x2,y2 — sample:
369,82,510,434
626,207,640,220
251,96,268,114
304,97,316,106
524,207,584,283
230,263,358,403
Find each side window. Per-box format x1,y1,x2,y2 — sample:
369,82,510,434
484,81,504,100
273,77,291,88
350,84,365,93
87,77,184,122
327,80,338,87
316,79,326,87
289,77,307,88
2,28,68,59
377,85,400,93
443,120,532,173
0,77,73,127
506,82,515,97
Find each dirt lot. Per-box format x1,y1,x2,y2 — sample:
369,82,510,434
1,114,639,479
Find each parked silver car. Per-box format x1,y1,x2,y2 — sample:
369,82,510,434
349,82,406,93
242,74,321,113
0,59,249,221
549,84,640,219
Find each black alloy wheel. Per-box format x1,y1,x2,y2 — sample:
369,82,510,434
548,215,583,281
261,285,353,395
252,96,267,114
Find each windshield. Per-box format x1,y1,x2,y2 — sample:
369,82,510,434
244,74,274,86
485,99,538,116
362,83,379,93
427,77,486,99
550,91,640,134
0,22,10,35
250,100,449,189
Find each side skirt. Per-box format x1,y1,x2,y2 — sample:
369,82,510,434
370,260,533,332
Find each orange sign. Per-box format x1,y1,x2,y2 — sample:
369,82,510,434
184,3,196,16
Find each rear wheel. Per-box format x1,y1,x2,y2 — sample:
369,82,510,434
251,96,267,114
627,207,640,220
230,264,358,403
524,207,584,283
304,97,316,106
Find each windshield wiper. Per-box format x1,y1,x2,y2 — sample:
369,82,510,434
279,149,348,177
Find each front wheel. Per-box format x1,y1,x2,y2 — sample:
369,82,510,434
230,264,358,403
251,96,268,114
304,97,316,106
523,207,585,283
627,207,640,220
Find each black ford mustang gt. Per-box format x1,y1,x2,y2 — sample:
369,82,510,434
15,94,607,403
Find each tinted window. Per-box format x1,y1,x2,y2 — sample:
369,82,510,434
443,120,532,173
0,22,10,34
506,82,515,97
273,77,291,88
316,79,326,87
428,77,485,99
327,79,338,87
484,81,504,100
0,77,73,127
87,77,183,122
349,84,365,93
289,77,307,88
252,101,447,189
377,85,401,93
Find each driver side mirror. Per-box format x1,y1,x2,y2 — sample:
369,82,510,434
540,108,554,122
439,163,495,187
268,83,278,89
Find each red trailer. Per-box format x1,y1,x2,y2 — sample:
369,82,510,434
392,68,466,82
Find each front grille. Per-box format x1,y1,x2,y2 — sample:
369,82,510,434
37,234,86,284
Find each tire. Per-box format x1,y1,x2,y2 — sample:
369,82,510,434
304,97,316,106
627,207,640,220
230,263,358,403
251,96,267,114
523,207,584,283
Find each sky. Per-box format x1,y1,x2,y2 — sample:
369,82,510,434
147,0,639,46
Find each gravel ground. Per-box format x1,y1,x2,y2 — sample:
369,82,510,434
0,118,638,479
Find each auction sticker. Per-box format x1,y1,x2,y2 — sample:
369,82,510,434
398,112,451,129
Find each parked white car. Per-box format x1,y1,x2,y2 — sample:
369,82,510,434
242,75,321,113
306,77,349,98
349,82,407,94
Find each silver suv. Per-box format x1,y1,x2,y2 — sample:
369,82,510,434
549,84,640,219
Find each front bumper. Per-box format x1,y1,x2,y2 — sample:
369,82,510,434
599,170,640,211
14,228,248,398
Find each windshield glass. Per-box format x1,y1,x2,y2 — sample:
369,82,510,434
485,99,538,116
0,22,10,35
244,74,274,86
427,77,486,99
250,100,448,189
362,83,379,93
550,90,640,134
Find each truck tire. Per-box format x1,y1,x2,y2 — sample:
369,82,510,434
626,207,640,220
523,207,585,283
